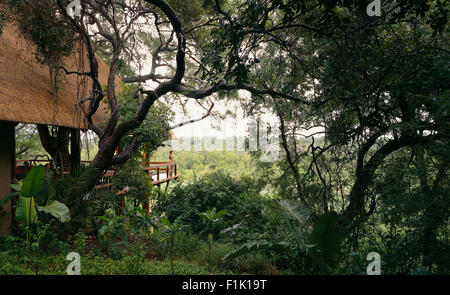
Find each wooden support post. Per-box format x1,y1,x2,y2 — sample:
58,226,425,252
0,122,14,235
70,128,81,175
165,181,169,193
142,146,149,167
143,165,151,214
11,123,18,235
144,198,150,214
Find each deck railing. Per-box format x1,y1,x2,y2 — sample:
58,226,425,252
143,162,178,185
15,159,179,188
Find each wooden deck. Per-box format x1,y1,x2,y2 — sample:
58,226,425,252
15,159,180,191
94,161,179,190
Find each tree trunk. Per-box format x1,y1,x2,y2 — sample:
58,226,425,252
339,134,439,233
37,124,71,173
70,128,81,175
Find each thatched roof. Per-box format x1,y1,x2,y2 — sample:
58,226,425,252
0,24,120,130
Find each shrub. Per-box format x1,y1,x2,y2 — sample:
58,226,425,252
96,211,128,259
0,252,34,275
73,230,88,254
123,245,147,275
153,171,267,239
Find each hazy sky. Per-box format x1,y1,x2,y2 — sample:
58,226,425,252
169,93,277,139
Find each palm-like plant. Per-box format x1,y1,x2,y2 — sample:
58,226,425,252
200,208,227,272
160,216,186,275
132,206,158,242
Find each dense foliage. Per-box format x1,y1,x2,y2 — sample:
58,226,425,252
153,171,267,239
0,0,449,275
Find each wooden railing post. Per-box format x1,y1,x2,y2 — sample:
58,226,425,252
144,198,150,213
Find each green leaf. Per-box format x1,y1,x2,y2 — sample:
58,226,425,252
200,208,227,222
214,209,227,220
310,211,342,266
286,219,303,247
15,196,37,225
223,240,291,261
160,216,171,227
21,166,46,198
10,181,22,192
37,200,70,223
0,192,19,206
205,208,214,220
279,200,311,225
199,212,211,221
98,225,108,236
135,206,145,215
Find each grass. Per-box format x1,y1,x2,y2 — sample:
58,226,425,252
0,233,281,275
0,251,219,275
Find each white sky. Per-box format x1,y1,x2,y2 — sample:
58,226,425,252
168,92,279,139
